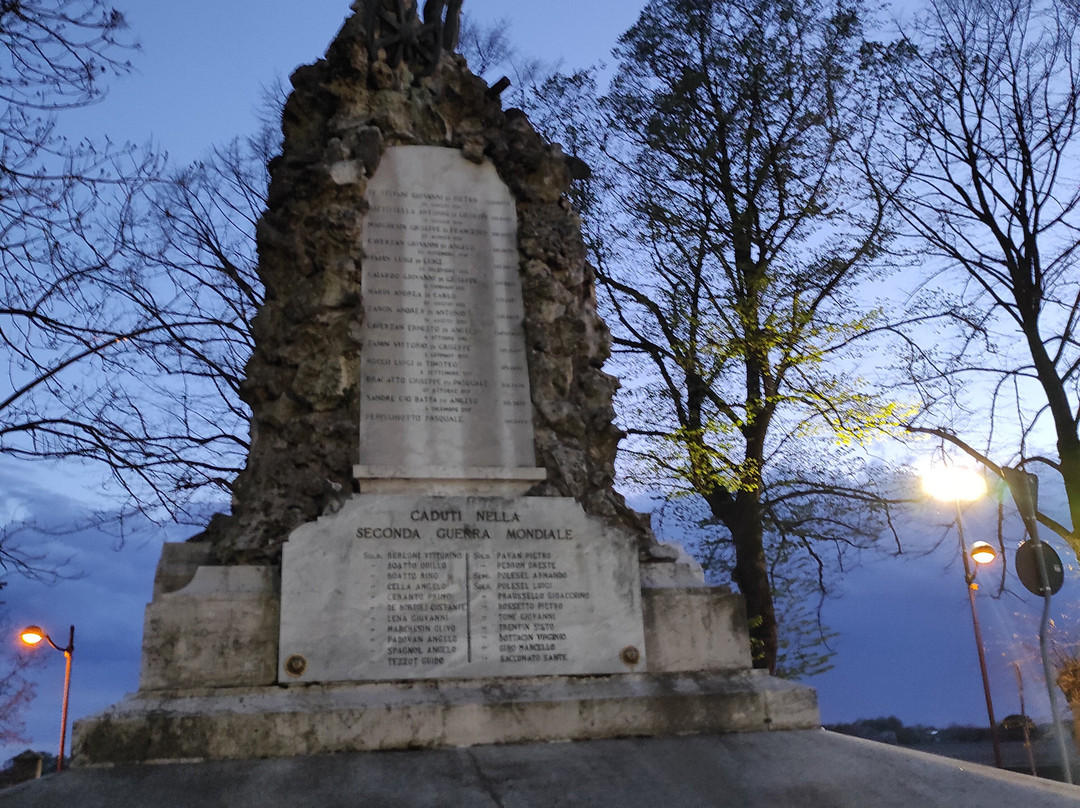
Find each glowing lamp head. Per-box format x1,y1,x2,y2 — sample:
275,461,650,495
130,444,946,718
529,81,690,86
970,541,997,565
19,626,44,646
921,466,987,503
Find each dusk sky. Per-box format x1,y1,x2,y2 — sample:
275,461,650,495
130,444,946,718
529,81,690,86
3,0,1079,764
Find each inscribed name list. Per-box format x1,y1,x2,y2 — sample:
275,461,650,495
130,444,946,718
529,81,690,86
278,495,646,681
360,146,535,473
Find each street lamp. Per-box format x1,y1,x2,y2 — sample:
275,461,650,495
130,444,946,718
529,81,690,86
922,466,1004,769
19,624,74,773
970,541,997,565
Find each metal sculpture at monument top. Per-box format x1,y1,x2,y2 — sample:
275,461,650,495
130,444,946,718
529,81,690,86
362,0,463,77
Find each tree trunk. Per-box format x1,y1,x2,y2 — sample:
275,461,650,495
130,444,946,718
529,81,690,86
1057,437,1080,554
704,488,778,673
1017,307,1080,548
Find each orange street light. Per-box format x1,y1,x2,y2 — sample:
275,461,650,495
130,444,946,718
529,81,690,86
970,541,997,565
19,624,74,772
19,627,44,646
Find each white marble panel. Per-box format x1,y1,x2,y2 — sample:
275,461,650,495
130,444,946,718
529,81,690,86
279,495,646,682
358,146,538,478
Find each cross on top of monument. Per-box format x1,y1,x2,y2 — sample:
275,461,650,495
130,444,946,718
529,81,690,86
361,0,463,77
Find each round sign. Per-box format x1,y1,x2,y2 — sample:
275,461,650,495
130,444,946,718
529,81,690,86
1015,540,1065,596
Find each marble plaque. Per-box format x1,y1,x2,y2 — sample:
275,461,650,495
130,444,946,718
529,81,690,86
278,495,646,682
358,146,538,477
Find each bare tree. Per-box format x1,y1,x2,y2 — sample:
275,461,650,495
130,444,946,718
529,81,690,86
0,0,277,523
550,0,904,673
0,0,138,325
1,129,271,521
880,0,1080,553
457,13,515,76
0,1,176,532
457,13,546,108
107,134,269,511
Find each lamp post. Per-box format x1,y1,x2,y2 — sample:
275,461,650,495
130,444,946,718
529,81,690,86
1001,466,1074,785
19,624,74,772
922,467,1004,769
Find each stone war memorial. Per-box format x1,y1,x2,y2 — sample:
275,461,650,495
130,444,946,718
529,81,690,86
73,0,817,764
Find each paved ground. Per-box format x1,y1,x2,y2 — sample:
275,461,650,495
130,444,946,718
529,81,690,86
3,730,1080,807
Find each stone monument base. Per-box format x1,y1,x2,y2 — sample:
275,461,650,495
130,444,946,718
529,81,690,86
72,539,819,765
73,671,818,765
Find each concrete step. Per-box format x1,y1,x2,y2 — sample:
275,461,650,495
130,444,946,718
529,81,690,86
73,670,817,764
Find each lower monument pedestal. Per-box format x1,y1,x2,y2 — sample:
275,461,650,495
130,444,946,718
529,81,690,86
72,493,821,766
73,671,819,764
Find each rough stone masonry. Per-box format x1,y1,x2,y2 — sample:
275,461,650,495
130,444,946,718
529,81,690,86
201,0,661,566
70,2,819,764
